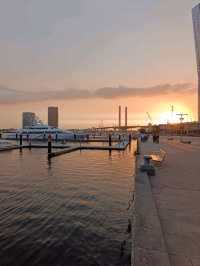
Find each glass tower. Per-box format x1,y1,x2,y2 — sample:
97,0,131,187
22,112,36,128
192,4,200,122
48,106,58,128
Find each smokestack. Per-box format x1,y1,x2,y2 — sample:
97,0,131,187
119,105,121,128
125,106,128,127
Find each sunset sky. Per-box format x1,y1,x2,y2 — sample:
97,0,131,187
0,0,199,128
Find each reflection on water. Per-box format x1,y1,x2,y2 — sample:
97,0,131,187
0,142,136,266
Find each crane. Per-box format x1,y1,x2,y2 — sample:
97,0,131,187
176,113,188,123
146,112,152,124
176,113,188,141
171,105,174,122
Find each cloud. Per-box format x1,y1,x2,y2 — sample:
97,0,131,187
0,86,91,103
0,83,194,103
95,83,194,98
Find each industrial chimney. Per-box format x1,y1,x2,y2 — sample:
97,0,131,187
119,106,121,128
125,106,128,127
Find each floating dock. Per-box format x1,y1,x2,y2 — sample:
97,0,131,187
48,141,129,158
0,145,22,152
0,140,130,158
48,146,81,157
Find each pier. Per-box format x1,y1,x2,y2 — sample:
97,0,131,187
48,141,129,158
0,144,21,152
0,137,130,158
132,136,200,266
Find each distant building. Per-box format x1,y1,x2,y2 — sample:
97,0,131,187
22,112,36,128
48,107,58,128
192,4,200,122
159,122,200,135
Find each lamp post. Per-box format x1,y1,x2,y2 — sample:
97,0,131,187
176,114,188,141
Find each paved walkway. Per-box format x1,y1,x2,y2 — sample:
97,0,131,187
135,136,200,266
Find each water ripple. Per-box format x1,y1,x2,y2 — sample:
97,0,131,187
0,142,136,266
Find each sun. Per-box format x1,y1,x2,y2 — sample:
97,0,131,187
156,104,194,124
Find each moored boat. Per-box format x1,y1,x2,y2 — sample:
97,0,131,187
3,123,86,141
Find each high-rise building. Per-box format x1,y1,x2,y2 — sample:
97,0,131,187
125,106,128,127
22,112,36,128
48,106,58,128
192,4,200,122
118,105,121,128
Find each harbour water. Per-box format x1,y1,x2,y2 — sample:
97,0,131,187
0,142,136,266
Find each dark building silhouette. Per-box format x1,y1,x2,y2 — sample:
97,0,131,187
22,112,36,128
48,107,58,128
192,4,200,121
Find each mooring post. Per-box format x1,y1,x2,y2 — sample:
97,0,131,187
135,137,140,155
109,134,112,146
129,133,132,144
19,134,23,146
48,134,52,156
28,136,32,150
19,134,23,152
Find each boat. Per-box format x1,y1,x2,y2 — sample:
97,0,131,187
2,122,86,141
0,139,14,148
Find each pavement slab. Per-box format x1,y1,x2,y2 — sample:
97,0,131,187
134,136,200,266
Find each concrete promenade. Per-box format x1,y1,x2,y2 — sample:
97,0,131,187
133,136,200,266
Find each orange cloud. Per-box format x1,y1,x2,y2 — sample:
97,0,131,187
0,83,195,103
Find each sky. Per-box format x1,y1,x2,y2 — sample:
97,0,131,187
0,0,199,128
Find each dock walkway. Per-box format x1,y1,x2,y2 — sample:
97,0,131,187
49,141,129,158
0,140,130,157
0,145,20,152
133,136,200,266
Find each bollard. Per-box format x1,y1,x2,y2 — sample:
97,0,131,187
48,134,52,156
55,133,58,142
135,137,140,155
74,134,76,141
119,134,121,142
122,135,125,145
28,136,32,150
19,134,22,145
144,155,151,166
109,134,112,146
140,155,156,176
129,133,132,144
19,134,23,152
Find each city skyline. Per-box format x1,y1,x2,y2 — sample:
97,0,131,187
0,0,199,128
